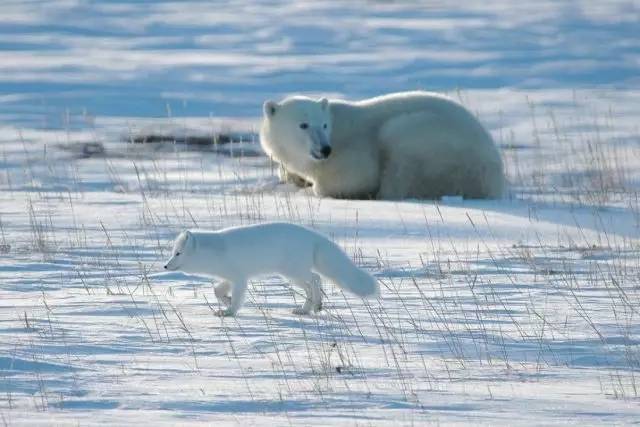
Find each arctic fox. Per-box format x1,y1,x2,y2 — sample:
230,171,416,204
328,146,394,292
163,222,379,317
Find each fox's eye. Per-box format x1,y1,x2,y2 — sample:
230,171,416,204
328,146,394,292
299,123,309,130
323,123,327,129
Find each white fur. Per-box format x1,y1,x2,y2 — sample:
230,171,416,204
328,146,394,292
163,223,379,317
260,91,505,199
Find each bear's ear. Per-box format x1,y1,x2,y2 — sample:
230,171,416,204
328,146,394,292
263,100,277,117
319,97,329,110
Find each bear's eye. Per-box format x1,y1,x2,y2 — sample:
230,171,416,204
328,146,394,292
299,123,309,130
323,123,327,129
175,252,181,256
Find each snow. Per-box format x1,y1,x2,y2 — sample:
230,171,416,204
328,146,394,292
1,0,639,425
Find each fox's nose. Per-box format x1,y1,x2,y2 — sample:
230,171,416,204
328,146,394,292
320,146,331,157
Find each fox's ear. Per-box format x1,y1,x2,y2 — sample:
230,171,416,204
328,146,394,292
183,230,197,250
263,100,277,117
319,97,329,110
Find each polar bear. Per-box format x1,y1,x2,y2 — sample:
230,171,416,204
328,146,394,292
260,91,505,200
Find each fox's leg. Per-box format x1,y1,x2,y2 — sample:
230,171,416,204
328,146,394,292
214,280,247,317
292,280,313,315
214,281,232,307
309,273,322,312
290,273,322,315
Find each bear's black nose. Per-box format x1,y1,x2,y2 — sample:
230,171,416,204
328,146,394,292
320,146,331,157
164,265,167,269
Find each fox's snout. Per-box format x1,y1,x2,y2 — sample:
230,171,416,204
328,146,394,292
164,259,176,270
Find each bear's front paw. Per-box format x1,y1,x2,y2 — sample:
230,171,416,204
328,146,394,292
214,308,236,317
292,307,311,315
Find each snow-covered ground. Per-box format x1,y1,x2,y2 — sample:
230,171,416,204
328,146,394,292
1,1,639,425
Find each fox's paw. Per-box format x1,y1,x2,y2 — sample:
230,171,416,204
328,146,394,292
214,308,236,317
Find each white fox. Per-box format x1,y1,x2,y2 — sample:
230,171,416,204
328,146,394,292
163,222,379,316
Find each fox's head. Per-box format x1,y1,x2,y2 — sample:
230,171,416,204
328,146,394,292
164,230,195,271
261,96,333,165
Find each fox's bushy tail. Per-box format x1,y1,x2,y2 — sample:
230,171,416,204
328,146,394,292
313,238,379,298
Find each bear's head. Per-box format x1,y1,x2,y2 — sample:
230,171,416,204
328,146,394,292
261,96,333,163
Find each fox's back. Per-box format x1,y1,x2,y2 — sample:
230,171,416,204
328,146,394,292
216,223,321,275
220,222,316,242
